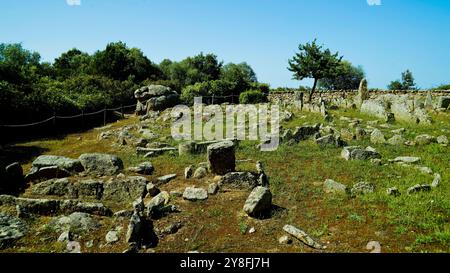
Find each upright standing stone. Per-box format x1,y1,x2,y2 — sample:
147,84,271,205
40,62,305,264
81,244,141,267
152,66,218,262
207,141,236,175
360,79,369,99
424,91,433,109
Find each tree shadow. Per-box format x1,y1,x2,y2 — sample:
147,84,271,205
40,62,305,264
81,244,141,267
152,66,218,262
250,204,288,220
0,145,49,166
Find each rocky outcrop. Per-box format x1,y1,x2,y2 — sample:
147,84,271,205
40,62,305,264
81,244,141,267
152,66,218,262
135,85,179,115
79,153,124,176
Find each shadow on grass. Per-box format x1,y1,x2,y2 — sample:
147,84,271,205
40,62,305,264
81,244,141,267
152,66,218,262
0,145,49,166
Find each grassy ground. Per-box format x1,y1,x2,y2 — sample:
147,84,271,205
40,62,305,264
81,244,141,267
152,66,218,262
1,106,449,253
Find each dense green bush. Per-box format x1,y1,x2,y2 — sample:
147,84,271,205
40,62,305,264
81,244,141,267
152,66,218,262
239,90,267,104
0,42,259,125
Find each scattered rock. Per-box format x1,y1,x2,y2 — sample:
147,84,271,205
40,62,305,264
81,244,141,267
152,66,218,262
127,162,154,175
57,231,72,243
315,134,346,148
218,172,258,190
31,155,83,173
183,187,208,201
146,183,160,198
283,225,326,250
324,179,348,194
193,167,207,179
387,135,405,146
208,183,219,195
370,129,386,144
243,186,272,217
386,187,401,197
106,230,119,244
415,134,436,145
431,173,441,188
278,235,293,245
49,212,101,234
79,153,124,176
391,156,421,164
184,166,194,179
0,213,28,249
407,184,432,195
103,176,147,201
350,182,375,196
207,141,236,175
437,135,449,145
156,174,177,185
341,146,381,161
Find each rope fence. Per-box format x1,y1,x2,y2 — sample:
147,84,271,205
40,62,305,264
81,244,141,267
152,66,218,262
0,95,243,128
0,103,137,128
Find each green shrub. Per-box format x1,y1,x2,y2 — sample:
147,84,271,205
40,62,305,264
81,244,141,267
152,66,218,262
239,89,267,104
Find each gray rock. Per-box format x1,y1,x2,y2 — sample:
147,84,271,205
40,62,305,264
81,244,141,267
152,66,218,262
184,166,194,179
106,230,119,244
183,187,208,201
283,224,326,250
324,179,347,194
114,210,134,219
415,134,436,145
243,186,272,217
387,135,405,146
31,178,70,197
278,235,293,245
292,125,321,142
207,141,236,175
350,182,375,196
134,85,180,113
386,187,401,197
431,173,441,188
103,176,147,202
0,213,28,249
127,162,154,175
49,212,100,233
207,183,219,195
315,134,346,148
218,172,258,190
391,156,421,164
31,155,83,173
437,135,449,145
72,179,104,200
370,129,386,144
157,174,177,184
436,96,450,109
79,153,124,176
146,183,160,198
407,184,431,195
57,231,72,243
146,192,169,215
341,146,382,161
25,166,71,182
193,167,207,179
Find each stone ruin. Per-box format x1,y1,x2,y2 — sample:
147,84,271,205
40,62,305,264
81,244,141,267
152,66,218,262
135,85,179,116
269,80,450,126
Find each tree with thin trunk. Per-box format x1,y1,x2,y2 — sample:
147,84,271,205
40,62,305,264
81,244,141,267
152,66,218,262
288,39,342,102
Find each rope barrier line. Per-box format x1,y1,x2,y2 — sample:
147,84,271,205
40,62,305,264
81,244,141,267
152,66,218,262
0,96,242,127
0,104,137,127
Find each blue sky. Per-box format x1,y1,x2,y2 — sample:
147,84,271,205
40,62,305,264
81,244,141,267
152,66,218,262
1,0,450,88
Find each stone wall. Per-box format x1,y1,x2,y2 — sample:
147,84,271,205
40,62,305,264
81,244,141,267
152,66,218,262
269,90,450,104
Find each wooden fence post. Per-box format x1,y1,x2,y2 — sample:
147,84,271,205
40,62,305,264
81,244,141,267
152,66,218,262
103,107,107,126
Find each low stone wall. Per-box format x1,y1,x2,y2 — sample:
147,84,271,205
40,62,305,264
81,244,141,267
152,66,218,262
269,90,450,104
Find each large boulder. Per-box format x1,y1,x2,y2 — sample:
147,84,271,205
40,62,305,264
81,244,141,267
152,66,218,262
102,176,148,202
436,96,450,109
31,178,71,197
79,153,124,176
0,213,28,249
134,85,179,114
31,155,83,173
243,186,272,217
207,141,236,175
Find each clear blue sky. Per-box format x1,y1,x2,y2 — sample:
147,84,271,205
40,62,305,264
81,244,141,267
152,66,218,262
1,0,450,88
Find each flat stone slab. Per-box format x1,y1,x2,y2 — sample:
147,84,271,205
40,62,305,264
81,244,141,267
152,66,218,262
390,156,421,164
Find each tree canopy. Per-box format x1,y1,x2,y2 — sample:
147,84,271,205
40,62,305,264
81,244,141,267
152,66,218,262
288,39,342,101
388,69,417,90
317,61,365,90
